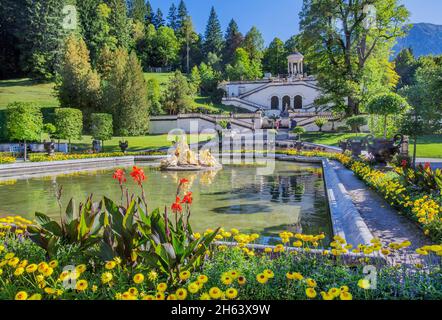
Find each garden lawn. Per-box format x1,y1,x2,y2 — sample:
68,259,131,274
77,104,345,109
0,79,58,109
68,134,215,152
0,75,240,114
303,132,442,159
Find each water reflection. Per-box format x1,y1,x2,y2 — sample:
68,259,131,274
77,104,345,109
0,161,332,244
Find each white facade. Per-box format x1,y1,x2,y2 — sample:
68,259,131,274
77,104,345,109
221,53,328,115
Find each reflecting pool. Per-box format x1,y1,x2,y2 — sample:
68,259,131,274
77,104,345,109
0,161,332,244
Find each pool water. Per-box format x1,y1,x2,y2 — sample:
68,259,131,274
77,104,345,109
0,161,332,245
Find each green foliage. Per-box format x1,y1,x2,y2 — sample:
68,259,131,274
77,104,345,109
314,118,328,132
162,70,195,115
394,48,418,89
366,92,410,138
223,19,244,65
346,116,368,133
6,102,43,142
203,7,224,58
226,48,262,81
56,35,101,128
146,78,163,116
15,0,67,80
152,26,180,67
263,38,287,75
243,26,265,62
107,0,132,49
54,108,83,142
90,113,113,142
299,0,409,115
27,197,103,258
103,49,149,136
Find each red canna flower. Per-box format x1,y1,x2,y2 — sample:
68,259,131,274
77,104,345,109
171,196,183,213
130,166,146,186
182,192,193,205
424,162,431,171
180,178,189,185
113,169,126,185
401,160,408,169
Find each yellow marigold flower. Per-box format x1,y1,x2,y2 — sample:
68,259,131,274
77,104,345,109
128,287,138,296
75,264,86,274
105,261,116,270
26,263,38,273
264,269,274,279
157,282,167,292
188,282,200,294
416,248,429,255
42,267,54,277
198,274,209,283
179,270,191,281
358,279,370,290
14,267,24,277
44,288,57,295
75,279,88,291
166,294,177,300
142,295,155,300
148,270,158,281
8,257,19,267
122,292,137,300
256,273,268,284
229,270,239,279
238,276,246,285
101,272,113,284
225,288,238,299
176,288,187,300
221,275,233,285
264,247,272,253
58,270,70,281
133,273,145,284
18,260,28,268
28,293,42,300
340,291,353,300
328,288,341,298
231,228,240,235
4,252,14,260
340,286,349,292
15,291,28,300
209,287,222,299
306,278,317,288
193,232,201,240
305,288,317,299
200,292,211,300
48,260,58,268
381,249,391,256
321,291,334,300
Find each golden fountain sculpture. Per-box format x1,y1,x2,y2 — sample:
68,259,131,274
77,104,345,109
160,139,221,171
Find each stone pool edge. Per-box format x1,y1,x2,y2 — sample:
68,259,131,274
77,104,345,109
276,155,375,248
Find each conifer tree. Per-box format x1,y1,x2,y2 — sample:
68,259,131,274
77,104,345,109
204,7,224,59
130,0,148,23
167,3,179,31
223,19,244,65
153,8,165,29
106,0,132,49
177,0,189,29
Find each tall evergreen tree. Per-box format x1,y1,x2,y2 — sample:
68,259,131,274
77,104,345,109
19,0,68,80
284,35,299,53
394,48,418,89
106,0,131,49
145,0,154,25
167,3,179,31
56,35,102,126
223,19,244,65
152,8,165,29
204,7,224,59
130,0,148,23
177,0,189,29
243,26,265,62
0,0,23,78
104,49,149,135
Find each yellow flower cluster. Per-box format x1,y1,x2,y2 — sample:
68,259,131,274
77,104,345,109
415,245,442,256
0,155,16,164
411,196,442,225
0,216,33,237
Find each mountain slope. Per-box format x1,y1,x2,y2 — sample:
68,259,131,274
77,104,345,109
394,23,442,57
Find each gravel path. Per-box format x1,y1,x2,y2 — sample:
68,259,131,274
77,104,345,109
330,160,437,266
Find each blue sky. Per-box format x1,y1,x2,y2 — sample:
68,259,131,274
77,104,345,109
149,0,442,44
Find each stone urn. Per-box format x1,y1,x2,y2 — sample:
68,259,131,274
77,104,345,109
365,134,404,165
92,140,101,153
339,140,349,153
348,139,365,158
295,141,304,152
43,140,55,156
119,140,129,153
